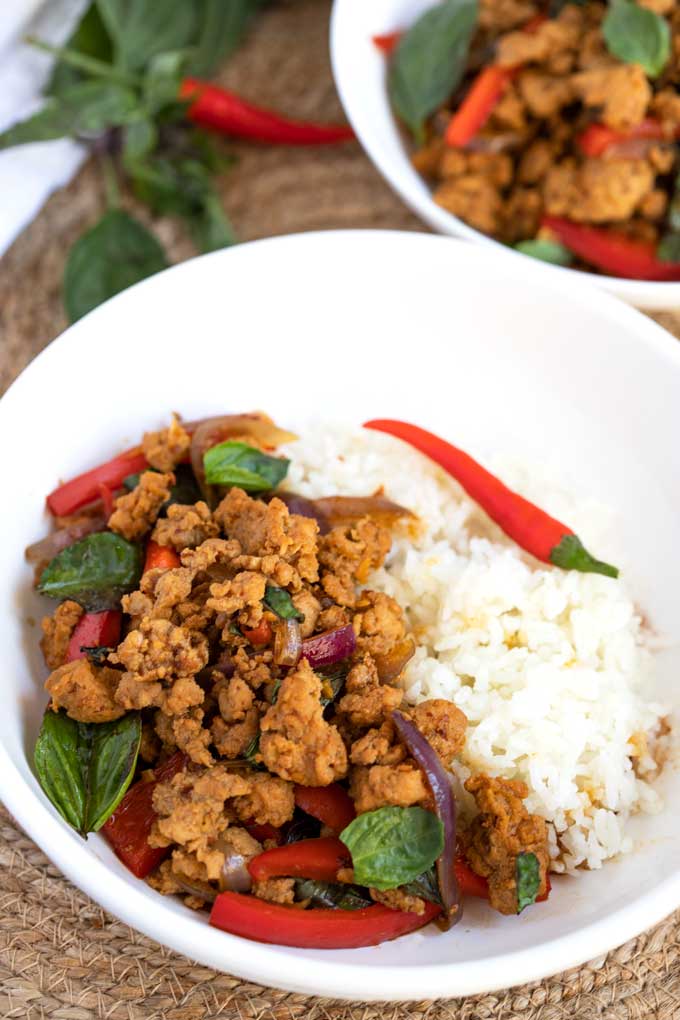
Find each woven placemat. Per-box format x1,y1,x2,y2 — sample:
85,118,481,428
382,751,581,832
1,2,680,1016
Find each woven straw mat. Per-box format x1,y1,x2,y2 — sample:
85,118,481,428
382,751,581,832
1,2,680,1017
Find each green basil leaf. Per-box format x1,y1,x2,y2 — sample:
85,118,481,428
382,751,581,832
203,441,289,492
123,118,158,162
340,806,444,891
295,879,372,911
603,0,670,77
189,0,266,76
34,710,141,835
63,209,168,322
515,239,572,266
401,867,444,908
388,0,478,143
263,585,304,621
658,232,680,262
47,4,114,96
188,189,237,253
38,531,143,611
81,645,114,666
0,81,138,150
516,851,541,913
143,51,188,114
96,0,199,70
318,662,349,710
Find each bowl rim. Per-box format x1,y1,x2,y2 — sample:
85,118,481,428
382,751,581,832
329,0,680,310
3,229,680,1002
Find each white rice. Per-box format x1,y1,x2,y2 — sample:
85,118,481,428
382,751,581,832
283,425,666,874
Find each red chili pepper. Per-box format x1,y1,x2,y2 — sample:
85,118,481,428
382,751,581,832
241,619,274,646
576,118,670,158
294,784,356,835
210,892,441,948
101,752,186,878
66,610,121,662
372,30,402,54
143,540,181,574
243,819,282,845
455,854,551,903
180,79,355,146
47,449,147,517
364,419,619,577
97,482,115,518
542,215,680,281
248,837,351,883
445,65,515,148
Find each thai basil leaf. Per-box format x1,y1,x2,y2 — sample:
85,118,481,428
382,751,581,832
189,0,266,77
64,209,168,322
388,0,478,144
123,118,158,162
516,851,541,913
124,465,201,511
603,0,670,78
34,710,141,836
38,531,143,611
515,239,572,266
81,645,114,666
263,585,304,621
295,879,372,911
658,232,680,262
340,806,444,891
143,51,188,114
96,0,199,70
189,190,237,253
0,82,138,150
401,867,444,908
285,815,322,844
47,4,114,96
204,441,289,492
318,661,349,710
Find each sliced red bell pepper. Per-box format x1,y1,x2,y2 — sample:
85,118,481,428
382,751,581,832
66,610,121,662
248,837,351,883
243,819,282,845
210,892,440,948
542,216,680,281
372,30,402,54
294,784,356,835
47,449,148,517
576,118,670,158
101,752,186,878
445,65,515,148
241,619,274,646
143,540,181,573
454,854,551,903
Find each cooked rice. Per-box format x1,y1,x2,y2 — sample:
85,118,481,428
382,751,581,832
283,426,666,873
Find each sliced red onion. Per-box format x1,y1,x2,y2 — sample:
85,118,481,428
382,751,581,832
26,513,107,580
273,618,302,667
301,624,356,669
392,710,461,929
273,492,331,534
214,837,253,893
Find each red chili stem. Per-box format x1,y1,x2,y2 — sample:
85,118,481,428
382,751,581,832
180,79,355,145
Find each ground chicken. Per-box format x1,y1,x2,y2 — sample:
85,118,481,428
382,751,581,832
352,591,406,658
108,471,174,541
206,571,266,628
212,675,261,760
543,158,655,222
152,501,219,551
251,877,296,904
260,658,348,785
155,706,213,765
230,773,295,828
350,719,406,767
349,763,428,814
479,0,537,31
370,887,426,915
338,684,403,729
434,175,504,236
151,766,252,849
463,775,550,916
318,518,391,607
40,600,84,669
518,140,556,185
410,700,468,764
496,12,582,68
142,415,191,472
140,566,194,619
45,659,125,723
572,65,651,130
112,618,209,685
517,71,575,118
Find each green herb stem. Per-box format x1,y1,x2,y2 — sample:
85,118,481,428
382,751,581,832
26,35,140,88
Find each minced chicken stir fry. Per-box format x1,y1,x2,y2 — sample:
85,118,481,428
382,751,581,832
29,413,555,947
381,0,680,280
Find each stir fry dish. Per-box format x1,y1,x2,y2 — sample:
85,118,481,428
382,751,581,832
379,0,680,280
25,412,583,947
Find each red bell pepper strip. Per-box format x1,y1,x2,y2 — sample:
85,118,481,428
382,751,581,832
454,854,551,903
97,482,115,518
576,118,670,158
101,752,186,878
66,610,121,662
364,419,619,577
542,216,680,281
294,783,356,835
210,892,441,948
47,449,148,517
248,837,351,883
180,79,355,146
143,540,181,573
372,30,402,54
243,819,282,845
445,65,515,148
241,619,274,646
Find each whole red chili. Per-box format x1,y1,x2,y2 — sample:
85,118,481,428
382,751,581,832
364,420,619,577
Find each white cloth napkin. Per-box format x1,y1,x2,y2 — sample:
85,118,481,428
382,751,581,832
0,0,88,256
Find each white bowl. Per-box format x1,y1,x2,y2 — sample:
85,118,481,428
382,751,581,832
330,0,680,311
1,231,679,1002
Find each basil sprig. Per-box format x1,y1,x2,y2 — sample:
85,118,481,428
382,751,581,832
515,239,572,267
263,584,304,621
204,441,290,492
388,0,478,144
340,806,444,891
603,0,670,78
34,710,141,836
38,531,143,611
516,851,541,913
295,879,372,911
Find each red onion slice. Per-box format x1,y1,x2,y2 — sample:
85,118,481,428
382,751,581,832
274,618,302,667
301,625,357,669
392,710,461,928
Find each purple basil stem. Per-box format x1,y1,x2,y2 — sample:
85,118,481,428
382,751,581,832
392,710,461,928
301,625,356,669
